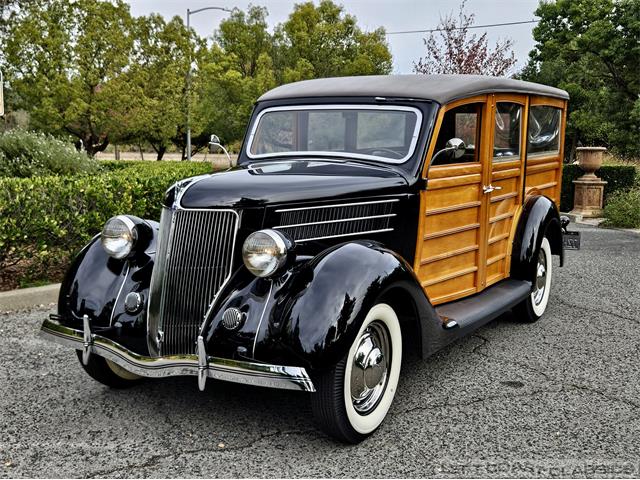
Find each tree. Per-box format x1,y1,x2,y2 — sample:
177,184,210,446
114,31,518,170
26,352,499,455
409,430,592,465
196,0,393,147
522,0,639,158
3,0,138,155
413,0,516,76
128,14,203,160
276,0,392,80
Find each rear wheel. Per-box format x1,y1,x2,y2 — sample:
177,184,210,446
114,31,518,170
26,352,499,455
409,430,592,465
76,351,142,388
514,236,552,322
311,303,402,443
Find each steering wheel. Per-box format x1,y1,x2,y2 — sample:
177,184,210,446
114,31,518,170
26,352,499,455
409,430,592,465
362,147,404,159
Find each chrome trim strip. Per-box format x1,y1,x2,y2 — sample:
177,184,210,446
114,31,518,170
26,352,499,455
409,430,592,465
252,281,274,358
275,198,399,213
110,264,130,326
294,228,394,243
41,318,315,392
273,213,396,230
246,104,423,165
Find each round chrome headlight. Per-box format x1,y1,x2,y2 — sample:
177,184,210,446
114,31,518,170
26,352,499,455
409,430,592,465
101,215,137,259
242,229,290,278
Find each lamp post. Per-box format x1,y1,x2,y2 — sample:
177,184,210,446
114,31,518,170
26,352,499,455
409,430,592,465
186,6,232,161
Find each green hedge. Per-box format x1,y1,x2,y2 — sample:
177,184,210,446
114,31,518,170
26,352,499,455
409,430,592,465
0,161,215,289
560,164,638,212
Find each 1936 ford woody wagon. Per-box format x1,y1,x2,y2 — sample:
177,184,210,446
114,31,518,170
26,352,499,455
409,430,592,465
41,75,570,443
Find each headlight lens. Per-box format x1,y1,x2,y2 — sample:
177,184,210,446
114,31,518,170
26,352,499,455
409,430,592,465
101,216,137,259
242,229,289,277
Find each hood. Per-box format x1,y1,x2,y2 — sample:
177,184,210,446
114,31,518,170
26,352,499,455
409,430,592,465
177,159,408,209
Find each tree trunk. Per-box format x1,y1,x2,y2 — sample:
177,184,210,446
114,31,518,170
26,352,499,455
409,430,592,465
138,144,144,161
156,145,166,161
115,144,120,161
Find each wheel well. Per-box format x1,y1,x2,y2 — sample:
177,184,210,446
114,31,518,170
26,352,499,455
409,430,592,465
545,218,564,265
378,287,422,359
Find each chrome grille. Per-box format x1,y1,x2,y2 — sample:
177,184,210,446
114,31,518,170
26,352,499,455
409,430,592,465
274,199,397,242
148,208,239,356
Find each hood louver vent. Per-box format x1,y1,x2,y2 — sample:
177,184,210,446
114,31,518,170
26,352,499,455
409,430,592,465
274,199,398,243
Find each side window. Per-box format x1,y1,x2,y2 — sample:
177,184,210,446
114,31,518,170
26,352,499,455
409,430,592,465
432,103,482,166
527,106,561,157
493,102,522,160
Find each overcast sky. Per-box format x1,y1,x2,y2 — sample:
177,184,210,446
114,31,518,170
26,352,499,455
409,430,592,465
126,0,541,74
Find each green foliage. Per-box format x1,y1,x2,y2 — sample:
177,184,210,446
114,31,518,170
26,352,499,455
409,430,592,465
2,0,137,156
603,188,640,229
522,0,640,158
196,0,392,145
0,130,99,177
1,0,392,156
0,161,214,289
560,164,638,212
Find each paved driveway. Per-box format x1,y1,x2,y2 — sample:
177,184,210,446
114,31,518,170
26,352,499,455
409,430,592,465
1,225,639,478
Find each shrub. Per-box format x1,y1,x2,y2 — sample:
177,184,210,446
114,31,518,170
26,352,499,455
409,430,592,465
603,188,640,229
0,161,215,290
0,130,100,177
560,164,638,212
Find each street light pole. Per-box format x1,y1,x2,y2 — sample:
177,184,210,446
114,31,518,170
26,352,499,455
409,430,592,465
186,6,232,161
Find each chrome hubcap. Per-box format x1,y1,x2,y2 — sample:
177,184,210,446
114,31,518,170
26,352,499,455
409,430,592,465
350,321,391,414
533,249,547,305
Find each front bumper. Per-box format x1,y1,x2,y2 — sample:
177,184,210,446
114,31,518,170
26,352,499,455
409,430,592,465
40,317,315,392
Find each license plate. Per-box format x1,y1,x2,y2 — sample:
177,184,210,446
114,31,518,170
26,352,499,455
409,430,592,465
563,231,581,250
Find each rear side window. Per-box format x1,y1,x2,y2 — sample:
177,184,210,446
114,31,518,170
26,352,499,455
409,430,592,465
493,102,522,160
527,106,561,156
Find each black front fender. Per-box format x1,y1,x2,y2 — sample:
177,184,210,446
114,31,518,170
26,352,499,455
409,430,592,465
249,241,440,371
510,195,563,282
57,221,158,355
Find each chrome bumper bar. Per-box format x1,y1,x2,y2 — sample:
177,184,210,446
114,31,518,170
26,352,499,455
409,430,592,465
40,317,315,392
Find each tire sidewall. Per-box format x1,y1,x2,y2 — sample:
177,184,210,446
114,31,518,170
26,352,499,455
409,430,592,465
531,237,552,317
343,303,402,435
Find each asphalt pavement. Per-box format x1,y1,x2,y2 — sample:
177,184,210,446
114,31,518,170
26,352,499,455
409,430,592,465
1,224,639,478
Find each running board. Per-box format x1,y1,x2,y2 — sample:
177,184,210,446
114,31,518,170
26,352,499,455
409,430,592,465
435,279,532,331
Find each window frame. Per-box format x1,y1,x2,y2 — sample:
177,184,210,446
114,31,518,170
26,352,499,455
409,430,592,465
245,104,423,164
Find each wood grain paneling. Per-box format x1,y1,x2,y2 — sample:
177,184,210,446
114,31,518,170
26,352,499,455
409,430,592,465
414,93,567,306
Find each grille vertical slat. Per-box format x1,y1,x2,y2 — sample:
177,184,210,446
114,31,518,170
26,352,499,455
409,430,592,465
148,208,239,356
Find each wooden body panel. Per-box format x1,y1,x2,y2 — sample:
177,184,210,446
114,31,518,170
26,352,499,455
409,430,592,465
414,93,567,306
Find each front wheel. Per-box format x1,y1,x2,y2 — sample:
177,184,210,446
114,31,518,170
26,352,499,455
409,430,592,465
76,351,142,388
311,303,402,443
514,236,553,322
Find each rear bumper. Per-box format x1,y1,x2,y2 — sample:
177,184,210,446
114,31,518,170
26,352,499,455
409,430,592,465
40,317,315,392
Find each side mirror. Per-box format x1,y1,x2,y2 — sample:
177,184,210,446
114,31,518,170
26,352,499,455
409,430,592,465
209,133,232,170
445,138,466,159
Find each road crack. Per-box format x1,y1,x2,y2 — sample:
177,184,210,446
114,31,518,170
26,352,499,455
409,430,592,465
85,428,317,478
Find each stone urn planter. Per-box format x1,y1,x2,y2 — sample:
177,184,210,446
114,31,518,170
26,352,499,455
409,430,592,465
570,147,608,218
576,146,607,179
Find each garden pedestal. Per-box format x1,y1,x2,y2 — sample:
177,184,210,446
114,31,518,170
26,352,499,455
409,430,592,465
570,146,608,218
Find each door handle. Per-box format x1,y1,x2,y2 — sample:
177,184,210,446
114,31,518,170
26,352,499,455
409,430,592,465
483,184,502,194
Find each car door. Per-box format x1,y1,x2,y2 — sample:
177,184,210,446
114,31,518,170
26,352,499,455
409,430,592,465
483,94,527,287
415,95,492,305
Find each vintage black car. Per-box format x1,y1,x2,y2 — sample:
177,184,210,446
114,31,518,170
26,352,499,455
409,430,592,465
41,75,570,443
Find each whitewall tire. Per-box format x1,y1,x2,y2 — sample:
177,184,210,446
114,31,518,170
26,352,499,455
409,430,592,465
514,236,553,322
311,302,402,443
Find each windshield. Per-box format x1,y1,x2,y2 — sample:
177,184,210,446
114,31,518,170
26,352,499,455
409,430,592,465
246,105,422,164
